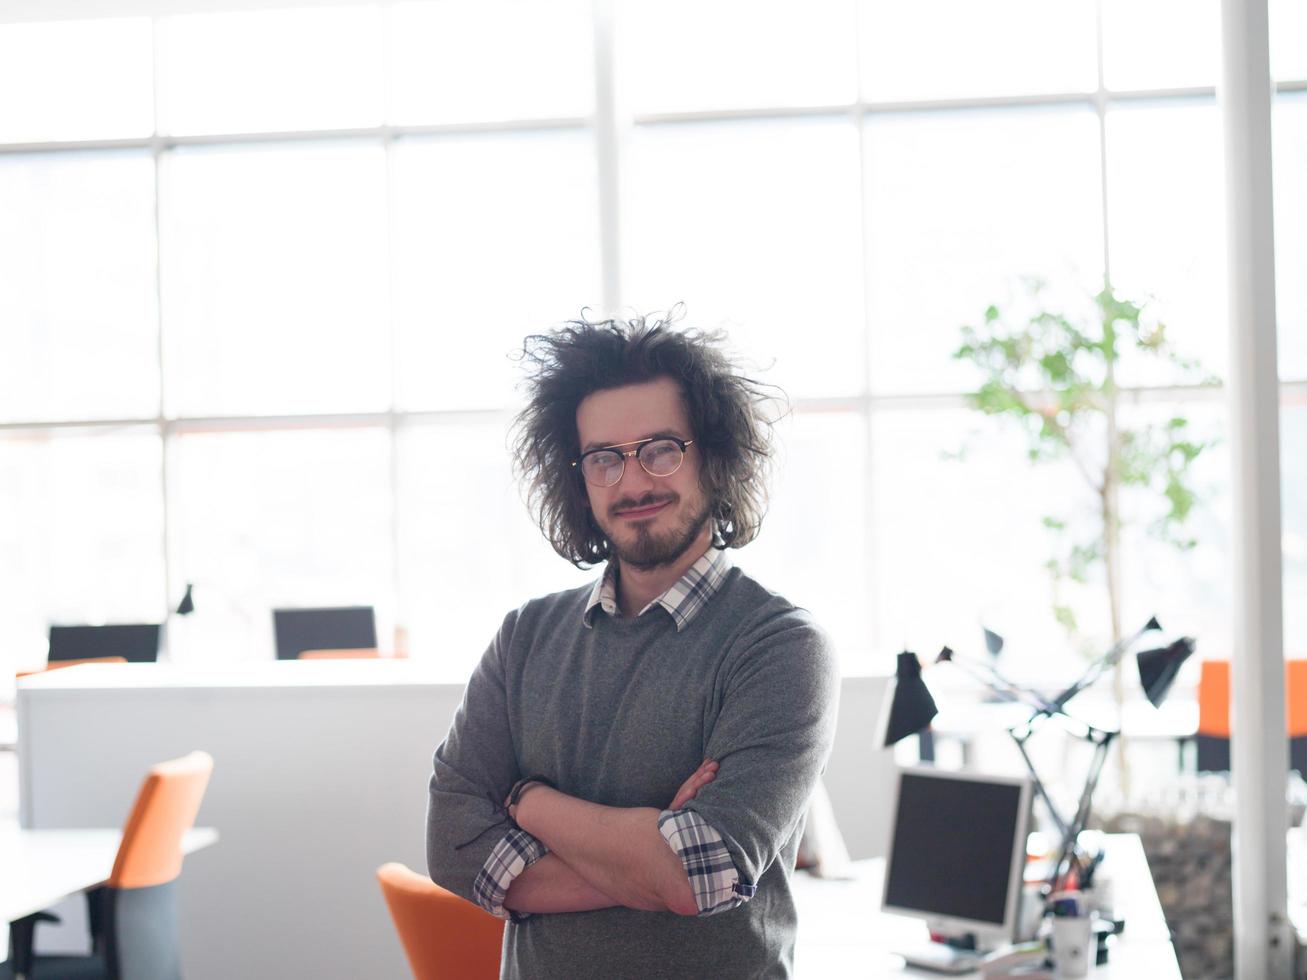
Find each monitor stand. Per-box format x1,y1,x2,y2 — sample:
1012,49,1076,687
896,930,989,975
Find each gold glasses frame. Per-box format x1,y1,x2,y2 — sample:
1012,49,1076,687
571,436,695,487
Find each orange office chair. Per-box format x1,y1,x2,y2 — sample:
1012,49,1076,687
297,648,381,660
1197,659,1307,774
15,656,128,680
4,751,214,980
376,863,503,980
1294,660,1307,774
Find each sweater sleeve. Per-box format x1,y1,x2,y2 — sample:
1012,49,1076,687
426,609,531,909
678,612,840,897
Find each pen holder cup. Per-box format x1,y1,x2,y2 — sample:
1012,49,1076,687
1051,915,1092,978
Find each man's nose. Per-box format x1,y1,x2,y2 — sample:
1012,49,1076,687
618,454,656,493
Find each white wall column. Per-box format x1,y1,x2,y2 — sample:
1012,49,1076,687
592,0,624,316
1218,0,1292,976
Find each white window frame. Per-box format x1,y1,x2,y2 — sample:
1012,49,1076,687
0,0,1304,664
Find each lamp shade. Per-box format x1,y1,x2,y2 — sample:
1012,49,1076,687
1137,636,1196,707
883,651,939,746
983,628,1005,658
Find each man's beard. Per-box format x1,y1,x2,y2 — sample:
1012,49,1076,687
601,492,713,571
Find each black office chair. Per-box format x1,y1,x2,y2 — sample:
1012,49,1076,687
272,605,376,660
46,625,161,665
3,752,213,980
5,910,106,980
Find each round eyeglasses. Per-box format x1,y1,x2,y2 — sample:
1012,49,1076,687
572,436,694,488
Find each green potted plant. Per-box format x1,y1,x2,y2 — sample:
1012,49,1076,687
952,279,1213,788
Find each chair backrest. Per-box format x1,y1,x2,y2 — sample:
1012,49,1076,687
376,863,503,980
297,647,381,660
272,605,376,660
16,656,127,679
48,623,160,663
1197,660,1231,738
1290,660,1307,739
1196,660,1231,771
110,751,214,889
1197,659,1307,773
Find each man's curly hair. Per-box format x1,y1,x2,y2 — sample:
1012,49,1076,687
512,311,783,569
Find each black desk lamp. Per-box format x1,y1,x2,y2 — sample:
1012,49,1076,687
880,651,940,747
170,581,256,661
1136,637,1197,708
984,627,1004,658
882,618,1196,892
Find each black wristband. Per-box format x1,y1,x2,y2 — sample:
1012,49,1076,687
509,775,556,807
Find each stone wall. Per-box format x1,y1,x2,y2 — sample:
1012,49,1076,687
1097,809,1233,979
1094,772,1307,980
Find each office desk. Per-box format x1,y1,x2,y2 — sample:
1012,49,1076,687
792,833,1179,978
0,826,217,965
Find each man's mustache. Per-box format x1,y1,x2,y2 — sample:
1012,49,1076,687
610,493,678,517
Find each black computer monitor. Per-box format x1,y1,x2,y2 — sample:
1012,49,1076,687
273,606,377,661
881,766,1033,946
47,623,161,664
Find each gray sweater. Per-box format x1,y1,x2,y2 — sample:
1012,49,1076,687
426,565,840,979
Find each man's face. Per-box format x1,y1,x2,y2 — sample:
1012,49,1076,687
575,377,712,571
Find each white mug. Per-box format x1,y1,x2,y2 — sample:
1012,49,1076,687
1051,915,1093,978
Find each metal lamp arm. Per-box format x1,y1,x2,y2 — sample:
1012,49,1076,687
937,648,1060,715
1051,616,1162,710
1007,711,1119,892
1045,730,1116,891
1008,726,1070,841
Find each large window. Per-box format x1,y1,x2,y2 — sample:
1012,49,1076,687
1,0,1303,684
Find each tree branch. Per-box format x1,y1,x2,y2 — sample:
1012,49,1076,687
1009,389,1103,494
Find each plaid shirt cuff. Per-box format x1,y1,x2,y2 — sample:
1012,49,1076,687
658,808,757,916
473,828,550,922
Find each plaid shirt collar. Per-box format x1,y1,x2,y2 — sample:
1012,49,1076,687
583,545,731,632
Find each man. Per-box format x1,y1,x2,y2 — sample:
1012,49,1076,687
427,315,839,979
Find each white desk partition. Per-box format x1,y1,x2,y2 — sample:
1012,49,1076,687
821,674,895,860
17,661,467,980
17,663,894,980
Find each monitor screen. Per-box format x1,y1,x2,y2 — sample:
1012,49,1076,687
882,768,1030,931
48,624,161,664
273,606,376,661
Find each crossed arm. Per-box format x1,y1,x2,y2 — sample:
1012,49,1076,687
502,759,718,916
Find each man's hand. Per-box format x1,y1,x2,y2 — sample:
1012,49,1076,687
505,781,547,824
668,758,717,810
